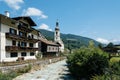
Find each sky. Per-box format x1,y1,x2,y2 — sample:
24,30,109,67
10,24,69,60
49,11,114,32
0,0,120,44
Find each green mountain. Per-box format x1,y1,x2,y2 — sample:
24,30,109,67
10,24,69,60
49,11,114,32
38,29,101,49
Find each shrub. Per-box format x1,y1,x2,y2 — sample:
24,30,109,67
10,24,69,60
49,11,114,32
91,73,120,80
91,57,120,80
0,71,18,80
110,61,120,75
16,64,31,74
67,47,109,79
35,52,43,59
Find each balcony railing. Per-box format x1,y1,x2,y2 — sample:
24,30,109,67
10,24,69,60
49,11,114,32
6,46,38,52
6,33,39,43
18,25,32,32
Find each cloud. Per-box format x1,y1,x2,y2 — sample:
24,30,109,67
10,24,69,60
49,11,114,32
38,23,52,31
22,7,48,19
3,0,24,10
96,38,120,44
96,38,110,44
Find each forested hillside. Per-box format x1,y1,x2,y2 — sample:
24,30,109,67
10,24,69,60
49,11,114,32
38,29,101,49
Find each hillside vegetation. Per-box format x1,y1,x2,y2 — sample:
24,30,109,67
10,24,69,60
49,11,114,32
38,29,101,49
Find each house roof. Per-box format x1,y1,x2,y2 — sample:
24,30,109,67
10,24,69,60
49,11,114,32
39,38,59,46
12,16,36,26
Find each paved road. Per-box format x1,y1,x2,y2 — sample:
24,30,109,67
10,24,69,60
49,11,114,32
14,60,74,80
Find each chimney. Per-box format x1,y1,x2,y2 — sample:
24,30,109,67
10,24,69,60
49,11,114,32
5,11,10,17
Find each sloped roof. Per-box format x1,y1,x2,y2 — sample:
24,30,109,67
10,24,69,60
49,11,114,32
39,38,59,46
12,16,36,26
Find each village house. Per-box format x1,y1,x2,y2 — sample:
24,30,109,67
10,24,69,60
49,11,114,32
0,11,60,62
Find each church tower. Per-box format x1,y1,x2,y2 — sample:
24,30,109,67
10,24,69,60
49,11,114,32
54,20,61,42
54,20,64,52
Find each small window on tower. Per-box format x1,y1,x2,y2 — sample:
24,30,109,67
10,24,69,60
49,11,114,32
56,32,58,35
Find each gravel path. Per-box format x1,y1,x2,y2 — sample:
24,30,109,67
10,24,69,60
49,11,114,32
14,60,74,80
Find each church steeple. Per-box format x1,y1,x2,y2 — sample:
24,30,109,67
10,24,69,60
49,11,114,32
54,20,60,42
54,20,64,53
55,19,59,30
56,19,59,27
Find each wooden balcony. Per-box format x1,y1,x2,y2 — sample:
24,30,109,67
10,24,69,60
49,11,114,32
6,33,23,41
6,46,39,52
6,33,39,43
18,25,32,32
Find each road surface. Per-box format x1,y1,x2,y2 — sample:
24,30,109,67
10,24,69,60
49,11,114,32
14,60,74,80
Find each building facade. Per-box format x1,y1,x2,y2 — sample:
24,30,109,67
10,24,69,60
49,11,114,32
0,12,61,62
54,21,64,52
39,38,59,57
0,13,40,62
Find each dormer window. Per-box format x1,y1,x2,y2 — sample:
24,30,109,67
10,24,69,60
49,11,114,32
19,22,28,28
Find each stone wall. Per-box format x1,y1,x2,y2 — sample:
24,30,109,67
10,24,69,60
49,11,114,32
0,57,66,73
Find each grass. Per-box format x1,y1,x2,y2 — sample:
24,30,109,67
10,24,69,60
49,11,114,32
0,64,32,80
110,56,120,62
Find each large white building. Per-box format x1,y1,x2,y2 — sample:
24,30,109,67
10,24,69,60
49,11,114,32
0,12,42,62
0,12,60,62
54,21,64,52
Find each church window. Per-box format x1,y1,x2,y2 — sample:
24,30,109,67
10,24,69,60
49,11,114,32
56,32,58,35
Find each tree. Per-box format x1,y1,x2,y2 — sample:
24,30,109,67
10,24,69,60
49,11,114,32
107,42,114,48
67,47,109,79
88,40,95,48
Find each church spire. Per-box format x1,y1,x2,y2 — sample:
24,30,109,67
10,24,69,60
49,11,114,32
56,19,59,27
55,19,59,30
54,20,64,53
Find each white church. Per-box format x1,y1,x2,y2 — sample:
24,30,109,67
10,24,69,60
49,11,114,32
54,20,64,53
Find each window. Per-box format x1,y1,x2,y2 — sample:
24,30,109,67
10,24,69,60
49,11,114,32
12,40,16,46
56,32,58,35
9,28,17,35
31,35,34,39
19,22,28,28
18,41,20,47
19,31,27,37
29,43,33,47
53,47,54,50
21,52,26,56
30,52,34,56
56,47,58,50
49,47,51,50
21,42,27,47
10,52,18,57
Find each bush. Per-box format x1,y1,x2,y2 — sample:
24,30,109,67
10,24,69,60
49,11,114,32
0,65,32,80
0,71,18,80
91,74,120,80
91,57,120,80
67,47,109,79
110,61,120,75
35,52,43,59
16,64,31,74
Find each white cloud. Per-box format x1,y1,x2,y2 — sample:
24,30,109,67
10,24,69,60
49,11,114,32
4,0,24,10
96,38,110,44
38,23,52,31
96,38,120,44
22,7,48,19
